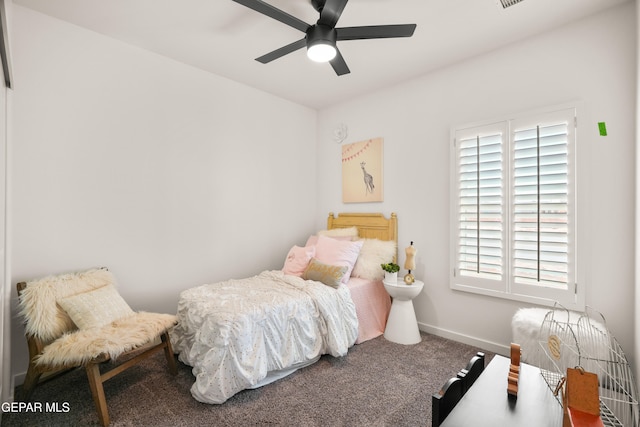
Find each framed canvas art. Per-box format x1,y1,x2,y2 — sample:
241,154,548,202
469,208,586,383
342,137,383,203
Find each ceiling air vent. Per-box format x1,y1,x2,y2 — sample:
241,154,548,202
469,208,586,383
500,0,524,8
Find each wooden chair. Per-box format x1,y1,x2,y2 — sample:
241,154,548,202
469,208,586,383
432,376,464,427
17,268,178,426
457,352,485,394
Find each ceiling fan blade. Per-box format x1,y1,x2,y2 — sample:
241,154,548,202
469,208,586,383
318,0,349,28
330,48,350,76
232,0,310,33
337,24,416,40
256,38,307,63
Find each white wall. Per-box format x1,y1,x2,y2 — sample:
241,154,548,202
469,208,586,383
317,2,637,365
0,0,10,409
636,0,640,394
9,6,317,380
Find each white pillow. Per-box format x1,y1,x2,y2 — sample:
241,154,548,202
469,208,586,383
58,285,134,330
317,226,359,239
351,239,397,281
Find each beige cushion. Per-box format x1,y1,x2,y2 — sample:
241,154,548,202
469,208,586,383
58,285,134,330
302,258,348,288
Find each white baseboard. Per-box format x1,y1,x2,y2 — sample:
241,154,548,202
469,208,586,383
418,321,510,357
12,371,23,391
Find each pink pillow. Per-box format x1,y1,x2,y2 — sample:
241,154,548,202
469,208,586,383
314,235,363,284
282,245,316,277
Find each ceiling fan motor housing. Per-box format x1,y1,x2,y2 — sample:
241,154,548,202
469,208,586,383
306,24,337,48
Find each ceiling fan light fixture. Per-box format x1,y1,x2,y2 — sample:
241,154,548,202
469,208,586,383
306,25,337,63
307,43,336,62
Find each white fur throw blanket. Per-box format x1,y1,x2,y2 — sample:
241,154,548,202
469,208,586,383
512,307,553,362
18,267,177,367
36,312,177,367
18,268,116,342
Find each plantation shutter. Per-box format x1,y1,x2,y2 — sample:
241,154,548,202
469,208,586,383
451,106,577,307
457,133,503,279
512,118,572,290
454,121,508,292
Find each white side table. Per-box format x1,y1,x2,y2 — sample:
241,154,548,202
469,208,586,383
382,279,424,345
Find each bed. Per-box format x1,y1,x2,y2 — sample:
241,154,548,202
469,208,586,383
171,212,397,404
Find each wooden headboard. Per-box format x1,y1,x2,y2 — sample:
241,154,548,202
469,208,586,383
327,212,397,243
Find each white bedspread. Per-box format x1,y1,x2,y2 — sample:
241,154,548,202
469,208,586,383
171,270,358,404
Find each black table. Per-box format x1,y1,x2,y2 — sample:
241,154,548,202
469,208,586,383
440,355,563,427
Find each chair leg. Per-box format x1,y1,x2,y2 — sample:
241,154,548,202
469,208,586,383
20,363,42,401
161,332,178,375
85,362,110,427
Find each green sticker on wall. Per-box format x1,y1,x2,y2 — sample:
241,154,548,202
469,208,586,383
598,122,607,136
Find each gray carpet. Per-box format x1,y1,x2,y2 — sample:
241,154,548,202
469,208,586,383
2,332,494,427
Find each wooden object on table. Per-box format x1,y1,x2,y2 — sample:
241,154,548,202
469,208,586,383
508,343,521,397
562,367,604,427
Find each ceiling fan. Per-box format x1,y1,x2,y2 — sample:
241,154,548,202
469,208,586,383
232,0,417,76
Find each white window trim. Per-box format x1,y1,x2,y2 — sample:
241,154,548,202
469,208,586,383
449,103,586,311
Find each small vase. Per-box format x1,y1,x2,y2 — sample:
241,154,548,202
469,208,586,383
384,271,397,283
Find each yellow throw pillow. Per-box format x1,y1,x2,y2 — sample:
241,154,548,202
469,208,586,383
302,258,348,288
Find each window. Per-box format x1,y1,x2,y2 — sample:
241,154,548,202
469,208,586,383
450,106,581,309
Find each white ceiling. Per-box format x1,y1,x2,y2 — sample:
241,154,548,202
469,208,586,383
13,0,630,109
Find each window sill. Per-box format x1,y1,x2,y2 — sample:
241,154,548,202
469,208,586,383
450,282,585,311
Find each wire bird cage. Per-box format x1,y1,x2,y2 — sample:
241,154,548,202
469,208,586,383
530,304,639,426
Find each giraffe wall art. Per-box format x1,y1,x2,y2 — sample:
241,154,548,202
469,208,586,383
341,137,383,203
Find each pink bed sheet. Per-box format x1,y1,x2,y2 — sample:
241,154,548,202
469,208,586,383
346,277,391,344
